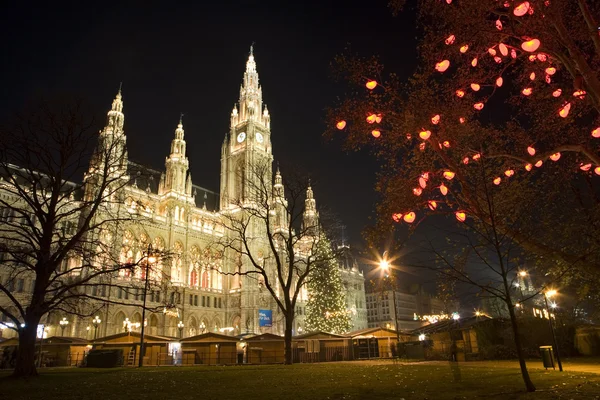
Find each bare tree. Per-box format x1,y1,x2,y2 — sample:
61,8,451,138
217,161,341,364
0,97,165,377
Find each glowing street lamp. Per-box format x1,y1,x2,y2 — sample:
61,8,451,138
59,317,69,336
199,321,206,334
177,321,185,339
519,270,528,277
92,316,101,339
379,251,400,346
544,289,563,372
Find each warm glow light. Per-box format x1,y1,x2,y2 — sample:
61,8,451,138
493,177,502,185
375,115,382,123
522,88,533,96
336,120,346,130
545,67,556,75
595,167,600,176
419,177,427,189
546,289,557,298
514,2,530,16
496,77,503,87
445,35,456,45
439,184,448,195
519,270,528,277
462,157,469,164
529,72,536,81
552,89,562,97
535,160,543,167
421,172,429,180
494,56,502,64
419,130,432,140
403,212,416,223
471,57,478,67
435,60,451,72
573,90,586,99
521,39,541,52
431,114,440,125
460,44,469,53
504,169,515,177
488,48,496,56
473,153,481,161
366,80,378,90
419,142,426,151
392,213,403,223
443,141,450,148
592,127,600,138
525,163,532,171
550,152,561,161
456,89,465,98
443,171,455,180
579,163,592,171
545,75,552,84
559,103,571,118
366,114,377,123
428,200,437,211
527,146,536,156
474,102,484,110
496,19,503,30
470,83,480,91
371,129,381,138
499,43,508,56
537,53,547,61
511,49,517,59
413,187,422,196
455,211,466,222
459,117,465,124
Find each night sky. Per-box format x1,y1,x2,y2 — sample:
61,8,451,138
0,1,417,251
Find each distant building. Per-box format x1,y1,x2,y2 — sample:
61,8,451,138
365,288,447,331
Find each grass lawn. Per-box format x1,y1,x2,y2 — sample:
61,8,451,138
1,361,600,400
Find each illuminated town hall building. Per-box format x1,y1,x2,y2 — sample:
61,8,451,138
0,49,368,339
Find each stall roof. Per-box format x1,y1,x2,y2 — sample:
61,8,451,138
411,315,492,335
91,331,175,344
180,332,240,343
245,333,284,342
347,327,409,338
294,331,348,340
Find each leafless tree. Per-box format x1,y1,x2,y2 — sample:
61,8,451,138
0,99,166,377
217,161,342,364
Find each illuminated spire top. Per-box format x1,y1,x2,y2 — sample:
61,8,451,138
105,87,124,135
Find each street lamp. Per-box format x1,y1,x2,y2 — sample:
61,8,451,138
59,317,69,336
544,289,563,372
379,251,400,345
199,321,206,334
177,321,185,338
92,316,101,339
139,244,157,368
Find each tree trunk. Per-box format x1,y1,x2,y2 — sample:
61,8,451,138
508,306,536,392
12,317,41,378
283,314,294,365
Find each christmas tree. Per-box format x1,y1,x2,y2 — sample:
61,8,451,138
305,238,351,334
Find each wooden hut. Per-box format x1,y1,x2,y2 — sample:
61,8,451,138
292,331,351,362
347,327,412,359
91,332,175,366
244,333,284,364
179,332,239,365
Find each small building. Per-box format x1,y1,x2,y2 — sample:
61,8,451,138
410,315,489,361
0,336,90,367
347,327,411,359
574,325,600,356
179,332,240,365
244,333,285,364
292,331,351,362
91,331,175,366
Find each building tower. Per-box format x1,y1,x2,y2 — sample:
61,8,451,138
158,116,194,203
220,46,273,209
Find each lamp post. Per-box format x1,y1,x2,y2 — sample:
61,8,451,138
177,321,185,339
199,321,206,334
544,289,563,372
379,252,400,345
92,316,101,339
139,244,156,368
59,317,69,336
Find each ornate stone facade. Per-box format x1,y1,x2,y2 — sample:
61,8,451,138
0,49,367,340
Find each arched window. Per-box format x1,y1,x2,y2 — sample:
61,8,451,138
201,270,209,289
190,269,198,287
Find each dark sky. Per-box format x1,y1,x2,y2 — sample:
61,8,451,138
0,1,417,247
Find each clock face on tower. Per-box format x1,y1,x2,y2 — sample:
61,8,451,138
237,132,246,143
256,132,264,143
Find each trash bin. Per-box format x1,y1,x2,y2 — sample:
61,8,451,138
539,346,555,369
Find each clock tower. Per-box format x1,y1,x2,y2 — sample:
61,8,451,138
220,46,273,209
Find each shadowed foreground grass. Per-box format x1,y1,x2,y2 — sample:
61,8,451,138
1,361,600,400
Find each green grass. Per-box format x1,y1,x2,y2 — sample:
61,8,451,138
1,361,600,400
